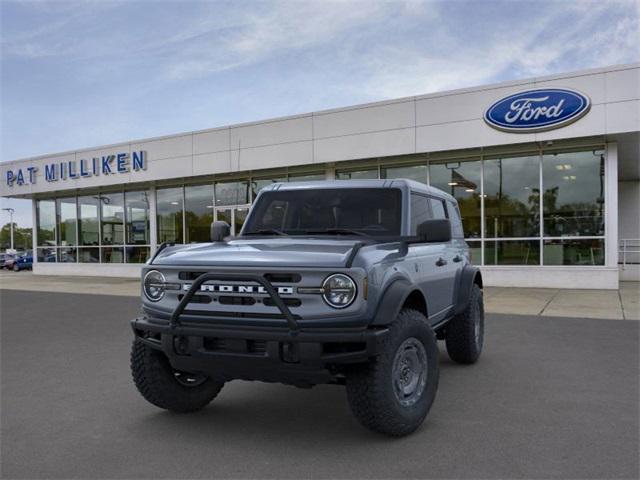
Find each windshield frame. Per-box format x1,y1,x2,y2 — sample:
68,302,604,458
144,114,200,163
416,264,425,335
241,187,405,238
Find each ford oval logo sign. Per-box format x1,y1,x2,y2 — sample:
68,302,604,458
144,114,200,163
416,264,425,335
484,88,591,133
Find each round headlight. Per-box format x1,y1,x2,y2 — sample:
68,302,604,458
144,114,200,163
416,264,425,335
143,270,166,302
322,273,357,309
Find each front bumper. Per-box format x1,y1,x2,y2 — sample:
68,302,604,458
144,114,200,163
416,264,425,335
131,316,388,386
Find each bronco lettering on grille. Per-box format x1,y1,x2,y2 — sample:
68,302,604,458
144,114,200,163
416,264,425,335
181,284,294,295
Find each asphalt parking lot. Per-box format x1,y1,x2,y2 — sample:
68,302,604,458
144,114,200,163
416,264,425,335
1,289,638,479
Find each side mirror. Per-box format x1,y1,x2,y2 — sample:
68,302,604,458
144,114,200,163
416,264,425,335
417,219,451,243
210,221,231,242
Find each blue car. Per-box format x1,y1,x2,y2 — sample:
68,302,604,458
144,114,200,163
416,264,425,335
13,253,33,271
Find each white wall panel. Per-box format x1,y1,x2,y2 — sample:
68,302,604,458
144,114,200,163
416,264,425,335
130,134,192,161
132,156,193,182
193,151,232,176
236,141,313,171
193,128,229,155
416,85,530,126
536,104,607,141
230,116,312,149
534,72,606,105
314,101,414,139
606,68,640,103
606,100,640,134
315,128,415,163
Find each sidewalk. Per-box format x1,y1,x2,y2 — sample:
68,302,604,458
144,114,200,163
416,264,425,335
1,271,638,320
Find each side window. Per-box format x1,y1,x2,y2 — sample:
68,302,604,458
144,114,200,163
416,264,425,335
429,198,447,219
447,200,464,238
410,193,432,234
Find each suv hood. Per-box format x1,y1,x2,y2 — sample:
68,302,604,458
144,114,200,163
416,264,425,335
152,238,364,268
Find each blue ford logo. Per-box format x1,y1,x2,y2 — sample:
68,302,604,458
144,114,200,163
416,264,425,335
484,88,591,133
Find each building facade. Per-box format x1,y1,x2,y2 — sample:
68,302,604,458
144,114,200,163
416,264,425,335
2,63,639,288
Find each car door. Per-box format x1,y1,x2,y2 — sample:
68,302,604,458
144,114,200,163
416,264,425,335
427,197,458,317
408,193,451,321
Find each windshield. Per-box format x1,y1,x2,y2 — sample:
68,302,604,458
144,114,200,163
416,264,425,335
242,188,402,237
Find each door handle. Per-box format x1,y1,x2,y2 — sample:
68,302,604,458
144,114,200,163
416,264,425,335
435,257,447,267
453,255,463,263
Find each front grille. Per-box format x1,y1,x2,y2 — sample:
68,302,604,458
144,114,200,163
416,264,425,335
203,337,267,356
178,271,301,282
184,309,302,320
263,297,302,307
219,296,256,306
177,294,211,304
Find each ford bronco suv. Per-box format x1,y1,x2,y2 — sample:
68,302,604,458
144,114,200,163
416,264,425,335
130,180,484,436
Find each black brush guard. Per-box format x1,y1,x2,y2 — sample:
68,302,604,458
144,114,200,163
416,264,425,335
170,272,299,335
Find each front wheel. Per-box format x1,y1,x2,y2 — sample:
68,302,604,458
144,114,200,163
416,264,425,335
12,263,19,272
131,340,224,413
345,309,439,436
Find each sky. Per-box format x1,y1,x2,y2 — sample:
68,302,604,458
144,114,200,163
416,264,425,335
1,0,639,228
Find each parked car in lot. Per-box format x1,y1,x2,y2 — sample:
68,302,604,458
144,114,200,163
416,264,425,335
12,252,33,271
130,179,484,436
2,253,17,270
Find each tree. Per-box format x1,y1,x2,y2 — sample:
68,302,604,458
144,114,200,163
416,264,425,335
0,223,32,251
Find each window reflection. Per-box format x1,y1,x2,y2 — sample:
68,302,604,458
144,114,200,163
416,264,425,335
430,160,481,238
185,184,214,243
252,177,286,198
484,240,540,265
100,193,124,245
78,196,100,246
336,168,378,180
37,200,56,246
543,239,604,265
215,181,249,206
56,198,77,246
382,164,427,185
484,155,540,238
125,191,150,245
157,187,184,243
288,172,325,182
543,150,605,237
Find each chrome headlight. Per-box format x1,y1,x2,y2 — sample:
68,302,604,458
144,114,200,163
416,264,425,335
143,270,166,302
322,273,357,309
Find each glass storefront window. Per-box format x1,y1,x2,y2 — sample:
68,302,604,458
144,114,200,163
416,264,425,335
484,155,540,238
37,246,56,262
214,181,249,206
542,150,605,237
288,172,325,182
157,187,184,243
101,247,124,263
466,240,481,264
125,191,150,245
543,239,604,265
336,168,378,180
126,246,150,263
382,164,428,185
252,177,286,197
56,198,77,246
484,240,540,265
430,159,481,238
100,193,124,245
36,200,56,246
78,247,100,263
185,184,214,243
78,196,100,246
58,247,77,263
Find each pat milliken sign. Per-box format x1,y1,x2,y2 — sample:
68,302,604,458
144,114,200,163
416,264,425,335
484,88,591,133
5,151,147,187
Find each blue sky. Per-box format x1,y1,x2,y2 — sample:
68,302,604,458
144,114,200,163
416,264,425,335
1,0,639,228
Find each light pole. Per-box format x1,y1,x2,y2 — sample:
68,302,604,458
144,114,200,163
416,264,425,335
2,207,15,251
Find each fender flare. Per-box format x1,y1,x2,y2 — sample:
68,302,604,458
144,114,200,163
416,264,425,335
454,265,483,315
371,278,417,326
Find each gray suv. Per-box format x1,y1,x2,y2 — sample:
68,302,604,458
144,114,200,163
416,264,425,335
130,180,484,436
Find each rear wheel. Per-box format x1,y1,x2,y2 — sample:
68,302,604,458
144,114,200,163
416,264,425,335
131,340,224,413
445,284,484,364
345,309,439,436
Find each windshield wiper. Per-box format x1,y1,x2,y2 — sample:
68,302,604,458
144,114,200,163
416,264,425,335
244,229,288,236
304,228,368,237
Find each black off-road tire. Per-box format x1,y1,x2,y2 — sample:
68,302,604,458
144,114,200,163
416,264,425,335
12,263,19,272
345,309,439,436
445,284,484,364
131,340,224,413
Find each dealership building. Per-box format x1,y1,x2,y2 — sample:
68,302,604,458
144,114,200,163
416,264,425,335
1,63,638,289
